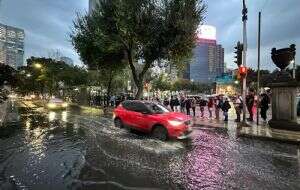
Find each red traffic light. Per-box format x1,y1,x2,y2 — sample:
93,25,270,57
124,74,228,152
239,66,248,76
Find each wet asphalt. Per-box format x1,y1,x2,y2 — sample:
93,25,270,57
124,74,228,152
0,100,300,190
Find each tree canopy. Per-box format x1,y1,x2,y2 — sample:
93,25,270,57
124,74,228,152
71,0,206,99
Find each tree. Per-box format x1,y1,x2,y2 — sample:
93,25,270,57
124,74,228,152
0,64,16,86
151,73,172,91
72,0,206,99
71,7,127,104
15,57,88,95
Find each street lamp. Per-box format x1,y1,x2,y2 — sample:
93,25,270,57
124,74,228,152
34,63,42,69
26,73,32,78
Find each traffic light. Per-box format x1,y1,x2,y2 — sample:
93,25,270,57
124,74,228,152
239,66,248,76
234,41,243,67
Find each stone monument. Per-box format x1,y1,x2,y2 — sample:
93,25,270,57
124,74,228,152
268,44,299,131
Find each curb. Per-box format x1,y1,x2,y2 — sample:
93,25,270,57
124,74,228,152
238,133,300,145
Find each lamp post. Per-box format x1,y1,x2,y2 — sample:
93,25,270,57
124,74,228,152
242,0,248,122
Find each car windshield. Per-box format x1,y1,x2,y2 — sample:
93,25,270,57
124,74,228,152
49,98,63,103
145,102,170,114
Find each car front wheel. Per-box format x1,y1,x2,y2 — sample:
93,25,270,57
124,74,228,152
152,125,168,141
114,118,123,128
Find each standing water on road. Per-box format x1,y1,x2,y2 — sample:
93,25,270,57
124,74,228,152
0,102,299,189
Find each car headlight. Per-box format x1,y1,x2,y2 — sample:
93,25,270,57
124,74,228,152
168,120,183,126
62,103,68,107
47,103,57,109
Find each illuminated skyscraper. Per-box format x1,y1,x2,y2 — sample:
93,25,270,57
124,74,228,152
185,25,224,83
0,23,25,69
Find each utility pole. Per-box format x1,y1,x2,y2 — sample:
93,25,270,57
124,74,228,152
256,12,261,125
242,0,248,122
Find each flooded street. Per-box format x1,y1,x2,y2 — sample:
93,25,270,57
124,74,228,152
0,100,300,190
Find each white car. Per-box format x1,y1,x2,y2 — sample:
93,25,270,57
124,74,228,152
46,98,68,110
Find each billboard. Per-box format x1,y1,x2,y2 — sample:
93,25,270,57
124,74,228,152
196,25,217,40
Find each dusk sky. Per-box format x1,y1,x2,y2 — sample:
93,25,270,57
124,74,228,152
0,0,299,70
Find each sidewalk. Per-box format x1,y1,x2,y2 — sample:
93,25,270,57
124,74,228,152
187,106,300,144
0,101,8,126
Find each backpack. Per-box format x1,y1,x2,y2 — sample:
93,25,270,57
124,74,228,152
217,101,223,109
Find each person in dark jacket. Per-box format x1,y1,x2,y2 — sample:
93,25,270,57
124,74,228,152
163,97,169,108
246,91,255,121
222,98,231,122
180,96,186,113
170,96,175,111
174,96,180,112
199,98,206,118
185,98,191,115
260,93,270,122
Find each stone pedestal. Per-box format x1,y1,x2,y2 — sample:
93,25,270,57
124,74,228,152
268,81,300,131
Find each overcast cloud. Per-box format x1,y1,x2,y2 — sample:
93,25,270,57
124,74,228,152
0,0,299,70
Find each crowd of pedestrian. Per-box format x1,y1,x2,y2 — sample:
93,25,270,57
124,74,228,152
158,90,271,123
160,95,232,121
106,89,271,123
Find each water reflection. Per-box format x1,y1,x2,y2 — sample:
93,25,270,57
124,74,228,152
48,111,56,122
1,102,300,189
62,111,67,122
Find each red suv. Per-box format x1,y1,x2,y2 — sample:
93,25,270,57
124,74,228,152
113,100,193,141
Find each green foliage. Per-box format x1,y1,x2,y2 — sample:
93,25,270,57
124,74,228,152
0,64,16,86
71,0,206,99
16,57,88,94
158,78,212,93
151,73,172,91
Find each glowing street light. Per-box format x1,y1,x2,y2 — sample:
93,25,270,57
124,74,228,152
34,63,42,69
234,80,239,84
26,73,32,78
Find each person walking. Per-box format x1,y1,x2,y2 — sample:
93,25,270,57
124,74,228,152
222,98,231,122
180,96,186,113
214,96,220,120
234,95,243,122
260,92,270,122
170,96,175,111
185,98,191,115
199,98,206,118
191,97,197,117
163,97,169,108
174,96,180,112
246,91,255,121
207,98,214,119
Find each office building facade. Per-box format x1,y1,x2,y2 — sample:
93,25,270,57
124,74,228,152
185,25,225,83
0,23,25,69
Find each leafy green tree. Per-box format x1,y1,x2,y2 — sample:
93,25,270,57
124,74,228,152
0,64,16,86
16,57,88,95
72,0,206,99
151,73,172,91
71,8,127,104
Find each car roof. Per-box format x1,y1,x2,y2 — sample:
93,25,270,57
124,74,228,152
49,98,63,102
122,100,158,104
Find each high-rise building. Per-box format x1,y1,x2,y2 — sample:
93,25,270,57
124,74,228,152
185,25,224,83
0,23,25,69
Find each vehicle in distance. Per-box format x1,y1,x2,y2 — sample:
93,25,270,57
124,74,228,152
46,98,68,110
113,100,193,141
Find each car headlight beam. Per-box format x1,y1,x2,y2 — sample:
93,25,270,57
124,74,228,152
47,103,57,109
168,120,183,126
